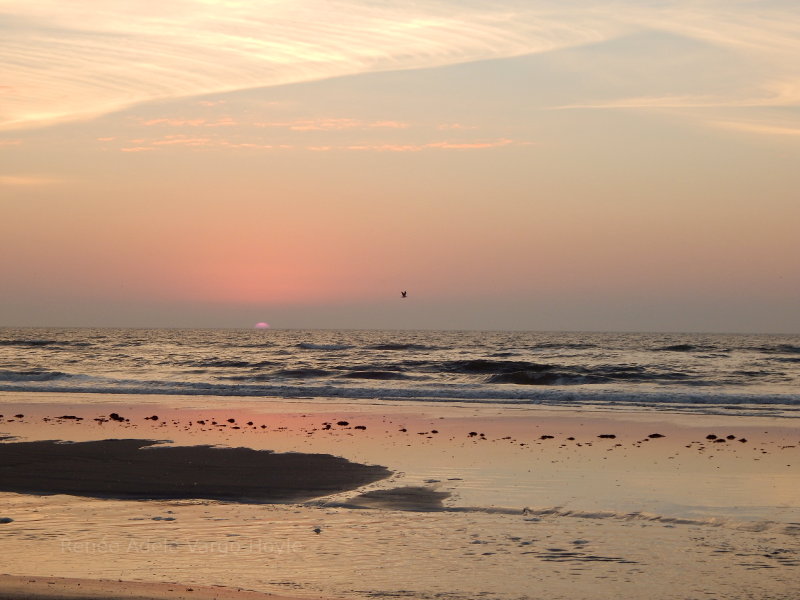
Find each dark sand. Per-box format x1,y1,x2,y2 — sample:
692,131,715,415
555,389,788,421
0,439,390,502
0,575,328,600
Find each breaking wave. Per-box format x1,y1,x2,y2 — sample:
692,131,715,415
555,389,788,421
0,369,73,382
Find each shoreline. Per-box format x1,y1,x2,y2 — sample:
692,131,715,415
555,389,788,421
0,575,328,600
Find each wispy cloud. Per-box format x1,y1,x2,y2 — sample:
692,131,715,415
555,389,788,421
312,139,517,152
437,123,478,131
425,139,514,150
5,1,796,132
0,1,623,130
545,4,800,135
142,117,237,127
254,118,409,131
0,174,59,186
556,82,800,111
712,120,800,137
114,134,518,153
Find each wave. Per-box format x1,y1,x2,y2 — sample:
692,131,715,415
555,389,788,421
341,370,411,380
0,339,62,347
218,368,334,381
0,339,91,348
443,360,701,386
774,357,800,364
297,342,353,351
445,359,554,374
511,507,800,536
180,359,275,369
759,344,800,355
366,343,439,351
530,342,598,350
274,368,332,378
653,343,724,352
487,371,599,385
1,377,798,413
224,342,275,349
0,369,73,382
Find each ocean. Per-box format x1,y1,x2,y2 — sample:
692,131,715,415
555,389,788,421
1,327,798,416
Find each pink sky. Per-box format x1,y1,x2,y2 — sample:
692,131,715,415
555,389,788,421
1,1,799,332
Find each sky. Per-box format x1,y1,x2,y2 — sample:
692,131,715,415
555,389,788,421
1,0,799,333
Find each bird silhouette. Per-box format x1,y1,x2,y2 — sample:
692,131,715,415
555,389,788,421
401,291,407,298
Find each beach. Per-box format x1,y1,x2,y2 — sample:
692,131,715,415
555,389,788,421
5,0,800,593
1,391,798,600
0,575,325,600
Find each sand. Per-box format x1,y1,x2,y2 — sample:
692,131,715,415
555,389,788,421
1,392,798,600
0,575,327,600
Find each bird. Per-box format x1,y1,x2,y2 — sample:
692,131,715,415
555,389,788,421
401,291,407,298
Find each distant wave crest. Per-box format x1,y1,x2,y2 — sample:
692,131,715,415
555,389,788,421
367,343,440,351
297,342,353,351
0,339,91,348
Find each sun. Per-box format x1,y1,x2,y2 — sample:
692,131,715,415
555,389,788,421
254,322,270,329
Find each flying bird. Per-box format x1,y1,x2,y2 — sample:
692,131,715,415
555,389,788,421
401,291,407,298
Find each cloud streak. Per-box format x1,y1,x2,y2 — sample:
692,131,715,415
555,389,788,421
0,174,59,186
116,134,518,153
1,1,799,133
0,1,621,130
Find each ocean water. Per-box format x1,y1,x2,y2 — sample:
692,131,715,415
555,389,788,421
1,328,799,415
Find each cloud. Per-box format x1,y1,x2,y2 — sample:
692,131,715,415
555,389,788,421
437,123,477,131
712,120,800,137
425,139,514,150
555,81,800,111
553,82,800,137
142,117,237,127
544,4,800,135
255,118,409,131
150,135,213,147
0,1,625,130
6,1,794,132
114,134,518,153
368,121,409,129
321,138,517,152
0,175,59,185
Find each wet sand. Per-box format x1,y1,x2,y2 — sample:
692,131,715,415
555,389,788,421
0,439,389,502
1,392,799,600
0,575,327,600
